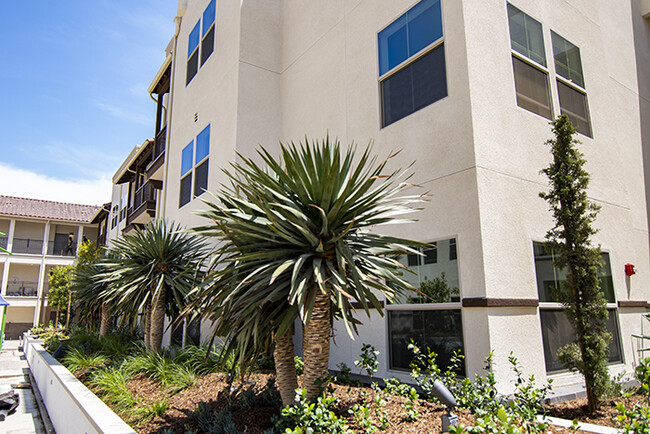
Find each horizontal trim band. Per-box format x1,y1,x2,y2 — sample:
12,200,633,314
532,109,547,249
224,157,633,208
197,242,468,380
462,297,539,308
618,300,649,308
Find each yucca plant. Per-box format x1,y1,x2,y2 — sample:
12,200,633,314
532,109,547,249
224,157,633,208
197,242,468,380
100,219,208,352
190,138,425,404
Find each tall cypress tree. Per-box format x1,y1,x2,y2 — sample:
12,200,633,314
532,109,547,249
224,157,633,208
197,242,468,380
540,115,610,412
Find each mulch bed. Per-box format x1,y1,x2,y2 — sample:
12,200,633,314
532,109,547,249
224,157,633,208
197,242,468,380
545,392,647,428
76,367,649,433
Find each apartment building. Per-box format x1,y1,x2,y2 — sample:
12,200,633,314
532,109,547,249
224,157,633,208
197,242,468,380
0,196,99,338
101,0,650,392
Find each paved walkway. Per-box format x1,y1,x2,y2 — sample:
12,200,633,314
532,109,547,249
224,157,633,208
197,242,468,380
0,340,51,434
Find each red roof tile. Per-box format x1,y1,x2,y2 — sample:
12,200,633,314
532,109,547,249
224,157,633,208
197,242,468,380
0,195,100,223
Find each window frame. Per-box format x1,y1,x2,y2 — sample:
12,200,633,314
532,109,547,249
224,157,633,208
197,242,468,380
377,0,448,128
532,240,624,372
179,125,210,208
385,235,464,374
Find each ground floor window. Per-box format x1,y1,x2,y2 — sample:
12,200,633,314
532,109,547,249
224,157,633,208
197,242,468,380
533,241,622,372
388,309,464,373
539,309,623,372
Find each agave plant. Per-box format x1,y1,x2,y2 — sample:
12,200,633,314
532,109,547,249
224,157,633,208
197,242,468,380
190,138,426,404
100,219,209,352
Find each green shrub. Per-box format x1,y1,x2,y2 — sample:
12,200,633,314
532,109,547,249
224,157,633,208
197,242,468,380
274,389,350,433
190,402,238,434
383,377,416,398
294,356,304,376
61,347,108,373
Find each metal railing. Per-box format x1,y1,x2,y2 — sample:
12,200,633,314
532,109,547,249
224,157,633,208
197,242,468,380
12,238,44,255
132,182,156,212
5,281,38,297
153,126,166,161
47,241,77,256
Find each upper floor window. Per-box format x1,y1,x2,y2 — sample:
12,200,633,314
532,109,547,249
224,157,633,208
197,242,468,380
179,125,210,207
507,3,592,137
378,0,447,127
187,0,216,85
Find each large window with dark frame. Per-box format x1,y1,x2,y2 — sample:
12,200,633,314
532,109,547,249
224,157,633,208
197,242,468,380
387,237,464,374
186,0,216,85
507,3,592,136
378,0,447,127
179,125,210,208
533,242,623,372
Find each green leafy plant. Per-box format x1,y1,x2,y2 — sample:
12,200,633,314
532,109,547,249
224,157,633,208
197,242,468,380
47,265,73,326
355,344,379,381
274,388,351,433
61,347,108,373
383,377,416,398
294,356,304,376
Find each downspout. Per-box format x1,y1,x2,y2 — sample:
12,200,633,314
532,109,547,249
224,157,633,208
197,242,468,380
161,15,182,218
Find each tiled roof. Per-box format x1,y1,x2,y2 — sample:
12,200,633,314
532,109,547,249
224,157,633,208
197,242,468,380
0,195,101,223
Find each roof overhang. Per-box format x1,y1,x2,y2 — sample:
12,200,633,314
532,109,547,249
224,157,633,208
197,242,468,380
90,202,111,224
112,139,154,184
147,55,172,95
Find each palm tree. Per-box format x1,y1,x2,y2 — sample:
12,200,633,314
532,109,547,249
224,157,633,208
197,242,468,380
101,219,208,351
190,138,425,403
70,262,112,335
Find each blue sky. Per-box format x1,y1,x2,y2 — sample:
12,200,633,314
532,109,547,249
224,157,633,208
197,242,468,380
0,1,177,204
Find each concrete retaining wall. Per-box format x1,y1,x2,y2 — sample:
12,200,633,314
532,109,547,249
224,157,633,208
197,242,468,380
23,334,135,434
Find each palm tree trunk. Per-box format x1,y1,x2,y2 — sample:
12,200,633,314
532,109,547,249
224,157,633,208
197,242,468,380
144,301,151,351
149,289,166,352
274,331,298,406
99,305,111,337
303,292,331,401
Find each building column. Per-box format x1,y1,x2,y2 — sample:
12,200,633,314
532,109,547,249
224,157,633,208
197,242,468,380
6,219,15,253
34,222,50,325
1,261,10,296
77,225,84,250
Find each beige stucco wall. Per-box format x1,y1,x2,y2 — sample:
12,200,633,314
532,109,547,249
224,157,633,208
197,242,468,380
6,306,35,323
158,0,650,389
13,221,45,241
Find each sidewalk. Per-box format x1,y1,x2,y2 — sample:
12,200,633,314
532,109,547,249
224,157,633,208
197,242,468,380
0,340,51,434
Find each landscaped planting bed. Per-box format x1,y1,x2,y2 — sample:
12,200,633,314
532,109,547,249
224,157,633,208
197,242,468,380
30,325,650,433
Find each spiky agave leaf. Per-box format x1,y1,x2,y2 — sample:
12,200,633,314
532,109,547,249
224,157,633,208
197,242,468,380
188,138,427,370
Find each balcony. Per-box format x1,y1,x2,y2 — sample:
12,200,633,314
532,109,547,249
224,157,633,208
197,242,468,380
5,280,38,297
125,181,157,232
147,126,166,181
47,241,77,257
12,238,44,255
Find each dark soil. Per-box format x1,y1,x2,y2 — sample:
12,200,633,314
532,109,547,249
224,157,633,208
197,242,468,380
545,392,647,428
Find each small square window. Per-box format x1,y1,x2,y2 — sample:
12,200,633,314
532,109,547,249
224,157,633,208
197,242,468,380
449,239,457,261
423,244,437,264
512,57,552,119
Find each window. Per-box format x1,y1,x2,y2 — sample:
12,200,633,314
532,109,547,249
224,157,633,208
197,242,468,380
507,4,592,136
533,242,622,372
179,125,210,207
552,32,592,137
111,205,118,229
449,238,457,261
378,0,447,127
186,0,216,85
388,237,463,373
119,193,127,221
507,4,552,120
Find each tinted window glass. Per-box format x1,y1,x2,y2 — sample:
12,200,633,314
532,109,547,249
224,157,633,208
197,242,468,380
389,309,464,373
552,31,584,88
201,26,215,66
181,142,194,176
187,51,199,85
540,309,622,371
557,81,592,137
179,174,192,207
512,57,552,119
507,4,546,66
194,160,209,197
196,125,210,163
202,0,216,35
382,45,447,126
188,21,200,57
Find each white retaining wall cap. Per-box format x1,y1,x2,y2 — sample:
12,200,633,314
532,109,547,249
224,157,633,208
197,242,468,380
23,336,136,434
537,415,622,433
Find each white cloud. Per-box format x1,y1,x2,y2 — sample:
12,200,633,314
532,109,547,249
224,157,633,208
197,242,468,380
0,163,111,206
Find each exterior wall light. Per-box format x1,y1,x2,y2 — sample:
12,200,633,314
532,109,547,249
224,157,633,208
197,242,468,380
625,263,637,276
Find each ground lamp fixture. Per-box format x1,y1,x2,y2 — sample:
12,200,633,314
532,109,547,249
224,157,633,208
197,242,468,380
0,295,9,351
432,379,458,431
